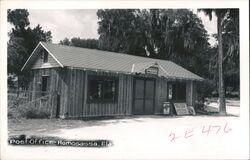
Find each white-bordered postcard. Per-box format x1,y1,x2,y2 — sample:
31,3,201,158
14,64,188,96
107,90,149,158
0,0,249,159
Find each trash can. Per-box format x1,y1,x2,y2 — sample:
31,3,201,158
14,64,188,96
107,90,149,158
163,102,171,115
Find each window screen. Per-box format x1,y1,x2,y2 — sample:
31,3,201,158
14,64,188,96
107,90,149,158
168,82,186,101
88,76,118,103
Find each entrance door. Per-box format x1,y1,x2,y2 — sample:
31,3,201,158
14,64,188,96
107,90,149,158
133,78,155,114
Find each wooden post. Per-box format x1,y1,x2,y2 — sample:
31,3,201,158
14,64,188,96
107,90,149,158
191,81,193,106
56,93,60,118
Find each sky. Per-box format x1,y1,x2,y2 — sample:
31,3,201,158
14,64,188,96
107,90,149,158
28,9,99,42
23,9,217,46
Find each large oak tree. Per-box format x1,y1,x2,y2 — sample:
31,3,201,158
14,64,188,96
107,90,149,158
97,9,210,76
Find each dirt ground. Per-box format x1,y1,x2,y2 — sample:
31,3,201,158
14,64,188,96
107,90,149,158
8,101,241,136
6,117,248,159
5,99,248,160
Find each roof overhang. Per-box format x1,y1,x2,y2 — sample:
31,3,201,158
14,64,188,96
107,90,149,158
67,66,204,81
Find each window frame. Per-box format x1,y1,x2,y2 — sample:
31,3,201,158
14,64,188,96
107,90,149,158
87,75,119,104
41,75,49,96
43,51,48,63
167,82,186,102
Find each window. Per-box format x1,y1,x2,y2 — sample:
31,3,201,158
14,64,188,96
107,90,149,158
41,76,49,96
43,51,48,63
168,82,186,102
88,76,118,103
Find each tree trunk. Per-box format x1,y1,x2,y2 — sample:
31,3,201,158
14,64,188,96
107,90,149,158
217,12,227,115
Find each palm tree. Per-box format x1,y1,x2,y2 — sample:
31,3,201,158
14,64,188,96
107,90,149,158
198,9,227,115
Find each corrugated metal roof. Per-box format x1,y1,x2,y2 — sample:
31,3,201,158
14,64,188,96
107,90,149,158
25,42,204,81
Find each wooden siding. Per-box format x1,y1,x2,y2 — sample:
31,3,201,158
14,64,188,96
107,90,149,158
155,77,168,114
29,67,198,118
66,69,133,118
192,82,197,106
31,50,61,69
186,81,196,106
29,68,69,118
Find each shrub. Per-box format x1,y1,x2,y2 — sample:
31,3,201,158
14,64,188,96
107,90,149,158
8,90,51,119
21,106,50,119
194,100,205,112
196,79,217,99
9,103,51,119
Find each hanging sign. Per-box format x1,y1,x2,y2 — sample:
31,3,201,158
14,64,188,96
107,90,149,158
145,62,159,75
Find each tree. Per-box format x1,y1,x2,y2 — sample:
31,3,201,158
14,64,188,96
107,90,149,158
147,9,210,75
97,9,144,54
59,37,99,49
199,9,239,115
70,37,99,49
7,9,30,31
8,9,52,89
222,9,239,96
97,9,210,76
59,38,70,45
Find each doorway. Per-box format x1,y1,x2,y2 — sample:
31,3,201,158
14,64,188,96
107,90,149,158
133,78,155,115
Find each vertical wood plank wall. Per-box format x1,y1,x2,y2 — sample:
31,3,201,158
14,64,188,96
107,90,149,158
29,68,69,118
66,69,133,118
155,77,168,114
186,81,197,106
192,82,197,106
30,67,197,118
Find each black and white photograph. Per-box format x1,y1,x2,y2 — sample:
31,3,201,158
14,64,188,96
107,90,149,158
0,0,249,159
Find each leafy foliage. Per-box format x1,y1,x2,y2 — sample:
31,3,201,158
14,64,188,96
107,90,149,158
23,107,51,119
7,9,52,89
97,9,211,76
59,37,99,49
199,9,239,93
198,9,239,115
59,37,71,45
49,9,240,101
222,9,239,92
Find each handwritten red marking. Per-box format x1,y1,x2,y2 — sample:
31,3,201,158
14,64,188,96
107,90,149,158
223,122,232,133
202,124,212,136
212,125,221,134
169,122,232,142
169,132,180,142
184,128,194,138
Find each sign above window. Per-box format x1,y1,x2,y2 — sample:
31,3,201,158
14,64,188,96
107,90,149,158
145,62,159,76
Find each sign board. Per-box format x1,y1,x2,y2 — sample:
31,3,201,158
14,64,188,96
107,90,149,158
173,103,190,115
145,66,159,75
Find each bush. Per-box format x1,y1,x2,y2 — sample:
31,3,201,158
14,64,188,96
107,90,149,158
24,107,50,119
20,106,50,119
8,103,51,119
8,90,51,119
194,100,205,112
196,79,217,99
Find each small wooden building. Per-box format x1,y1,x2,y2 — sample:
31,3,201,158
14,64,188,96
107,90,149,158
22,42,203,118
